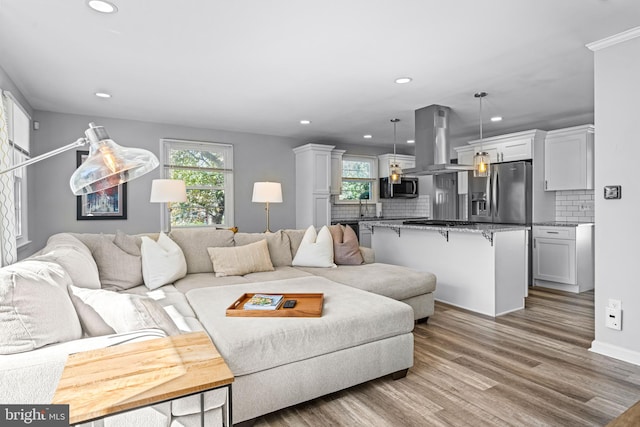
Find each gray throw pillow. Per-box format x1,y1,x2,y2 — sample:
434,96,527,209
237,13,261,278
92,233,143,291
68,291,116,337
0,260,82,355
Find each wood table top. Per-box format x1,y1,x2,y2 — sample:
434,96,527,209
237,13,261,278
52,332,234,425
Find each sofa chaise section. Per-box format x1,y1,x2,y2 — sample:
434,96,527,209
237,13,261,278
186,276,415,423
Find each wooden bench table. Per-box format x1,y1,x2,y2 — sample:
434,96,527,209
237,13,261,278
52,331,234,426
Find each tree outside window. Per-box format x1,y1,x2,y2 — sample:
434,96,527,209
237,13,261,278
162,140,234,228
339,156,377,202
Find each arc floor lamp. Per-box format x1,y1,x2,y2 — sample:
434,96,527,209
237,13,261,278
0,122,159,194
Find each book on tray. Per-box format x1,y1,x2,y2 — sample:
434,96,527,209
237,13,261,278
243,294,284,310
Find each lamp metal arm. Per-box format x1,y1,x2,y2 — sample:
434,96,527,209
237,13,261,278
0,137,88,175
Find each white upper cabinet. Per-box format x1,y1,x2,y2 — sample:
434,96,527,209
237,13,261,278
464,132,534,163
330,149,345,195
543,125,594,191
378,154,415,177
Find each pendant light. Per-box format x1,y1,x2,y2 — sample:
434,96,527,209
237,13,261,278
389,118,402,184
473,92,490,177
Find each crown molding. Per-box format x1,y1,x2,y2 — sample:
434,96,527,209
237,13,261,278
586,26,640,51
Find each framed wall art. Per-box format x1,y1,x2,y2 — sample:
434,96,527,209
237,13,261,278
76,151,128,220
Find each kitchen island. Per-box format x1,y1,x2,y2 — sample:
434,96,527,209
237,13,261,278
366,221,530,317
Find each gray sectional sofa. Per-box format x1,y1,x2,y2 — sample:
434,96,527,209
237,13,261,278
0,227,436,426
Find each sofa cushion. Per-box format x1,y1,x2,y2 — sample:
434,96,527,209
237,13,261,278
124,285,197,318
328,224,364,265
234,230,293,267
141,232,188,290
296,263,437,301
186,276,414,376
169,229,235,274
292,226,336,268
283,229,306,258
243,266,314,283
69,286,181,336
38,233,101,289
91,233,143,291
207,239,274,277
173,273,251,294
0,260,82,355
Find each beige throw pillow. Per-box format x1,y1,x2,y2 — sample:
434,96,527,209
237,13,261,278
329,224,364,265
234,230,293,266
69,286,181,336
0,260,82,355
207,239,274,277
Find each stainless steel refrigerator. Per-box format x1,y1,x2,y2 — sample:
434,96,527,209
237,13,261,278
468,161,532,224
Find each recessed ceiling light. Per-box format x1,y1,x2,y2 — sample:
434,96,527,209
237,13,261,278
87,0,118,13
300,120,311,125
95,92,112,98
363,134,373,139
407,139,415,144
490,116,503,122
395,77,413,84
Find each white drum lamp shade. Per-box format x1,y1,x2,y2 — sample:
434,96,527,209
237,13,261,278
252,182,282,233
150,179,187,203
150,179,187,232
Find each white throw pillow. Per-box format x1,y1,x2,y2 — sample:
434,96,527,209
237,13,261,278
141,232,188,290
69,286,181,336
291,225,336,268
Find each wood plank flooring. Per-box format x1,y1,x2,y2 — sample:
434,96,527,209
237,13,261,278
253,288,640,426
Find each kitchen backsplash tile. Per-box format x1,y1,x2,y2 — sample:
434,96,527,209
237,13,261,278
555,190,594,223
331,195,430,220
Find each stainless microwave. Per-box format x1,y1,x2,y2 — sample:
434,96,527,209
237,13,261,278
379,177,419,199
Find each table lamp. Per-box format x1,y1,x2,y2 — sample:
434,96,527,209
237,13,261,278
0,122,159,195
150,179,187,232
252,182,282,233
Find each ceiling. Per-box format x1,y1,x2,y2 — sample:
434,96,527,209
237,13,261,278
1,1,639,147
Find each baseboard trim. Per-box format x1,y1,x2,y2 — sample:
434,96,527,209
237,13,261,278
590,340,640,366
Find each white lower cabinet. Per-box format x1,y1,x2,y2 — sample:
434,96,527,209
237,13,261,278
532,225,594,293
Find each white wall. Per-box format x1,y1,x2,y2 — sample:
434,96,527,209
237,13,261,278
25,111,302,256
589,30,640,364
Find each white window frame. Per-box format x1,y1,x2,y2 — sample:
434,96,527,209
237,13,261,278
4,93,30,248
160,138,234,229
335,155,378,204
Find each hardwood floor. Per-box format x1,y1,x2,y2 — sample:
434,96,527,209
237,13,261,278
254,288,640,426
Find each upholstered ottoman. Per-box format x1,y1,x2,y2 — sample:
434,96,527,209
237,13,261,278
186,276,414,423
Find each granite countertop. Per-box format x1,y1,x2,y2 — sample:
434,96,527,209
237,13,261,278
362,220,530,234
331,216,429,223
533,221,595,227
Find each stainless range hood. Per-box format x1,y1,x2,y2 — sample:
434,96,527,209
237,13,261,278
405,104,474,175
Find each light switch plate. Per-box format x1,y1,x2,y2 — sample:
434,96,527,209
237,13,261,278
604,185,621,199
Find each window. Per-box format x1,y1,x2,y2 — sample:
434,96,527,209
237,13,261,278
338,155,377,203
4,93,30,248
160,139,234,228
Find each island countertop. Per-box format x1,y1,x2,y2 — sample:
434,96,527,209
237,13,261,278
362,220,530,234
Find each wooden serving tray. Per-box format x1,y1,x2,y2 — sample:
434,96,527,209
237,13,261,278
226,293,324,317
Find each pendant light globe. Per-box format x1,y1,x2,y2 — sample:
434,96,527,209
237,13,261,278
390,118,402,184
473,92,490,178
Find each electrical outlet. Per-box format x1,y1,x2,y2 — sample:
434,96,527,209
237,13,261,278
608,299,621,310
606,307,622,330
